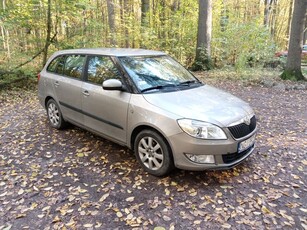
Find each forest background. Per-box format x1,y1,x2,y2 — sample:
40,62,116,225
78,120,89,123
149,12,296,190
0,0,305,85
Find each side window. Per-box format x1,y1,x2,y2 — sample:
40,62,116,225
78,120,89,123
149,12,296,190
55,56,65,75
63,55,86,79
87,56,122,85
47,56,65,74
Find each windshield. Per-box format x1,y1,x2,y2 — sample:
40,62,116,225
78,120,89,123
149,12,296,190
119,55,201,93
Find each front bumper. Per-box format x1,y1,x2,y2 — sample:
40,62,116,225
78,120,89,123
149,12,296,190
168,128,257,171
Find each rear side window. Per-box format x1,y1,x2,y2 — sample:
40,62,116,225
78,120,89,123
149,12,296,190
47,56,65,74
86,56,122,85
63,55,86,79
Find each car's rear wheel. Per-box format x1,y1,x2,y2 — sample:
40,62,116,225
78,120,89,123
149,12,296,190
46,99,67,129
134,130,174,176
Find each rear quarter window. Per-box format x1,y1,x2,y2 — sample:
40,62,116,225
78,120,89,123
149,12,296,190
47,56,65,74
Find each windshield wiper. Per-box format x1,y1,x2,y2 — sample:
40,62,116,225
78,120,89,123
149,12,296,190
178,80,199,86
141,84,176,93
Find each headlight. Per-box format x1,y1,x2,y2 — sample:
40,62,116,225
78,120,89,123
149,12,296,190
177,119,227,140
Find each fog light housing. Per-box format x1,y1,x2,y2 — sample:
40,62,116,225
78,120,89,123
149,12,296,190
185,154,215,164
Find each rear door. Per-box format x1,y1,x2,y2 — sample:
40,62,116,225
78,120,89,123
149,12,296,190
53,54,86,124
81,55,131,144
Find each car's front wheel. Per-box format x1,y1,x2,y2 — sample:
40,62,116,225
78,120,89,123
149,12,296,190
134,130,174,176
46,99,67,129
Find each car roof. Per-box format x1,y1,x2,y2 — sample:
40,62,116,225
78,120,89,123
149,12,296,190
53,48,166,57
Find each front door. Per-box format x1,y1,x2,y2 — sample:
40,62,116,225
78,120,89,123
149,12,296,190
81,55,131,144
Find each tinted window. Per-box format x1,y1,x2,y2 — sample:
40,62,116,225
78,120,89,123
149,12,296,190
63,55,86,79
47,56,65,74
87,56,122,85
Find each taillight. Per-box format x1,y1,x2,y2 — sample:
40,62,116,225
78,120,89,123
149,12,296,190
38,73,41,82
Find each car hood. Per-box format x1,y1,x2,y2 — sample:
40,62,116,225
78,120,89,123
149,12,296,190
142,85,254,127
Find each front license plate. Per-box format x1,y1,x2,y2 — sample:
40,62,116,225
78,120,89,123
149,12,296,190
238,134,256,153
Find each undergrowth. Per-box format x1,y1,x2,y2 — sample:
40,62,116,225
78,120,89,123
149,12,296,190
195,67,283,85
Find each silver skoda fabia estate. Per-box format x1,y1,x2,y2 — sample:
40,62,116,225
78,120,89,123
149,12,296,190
38,48,257,176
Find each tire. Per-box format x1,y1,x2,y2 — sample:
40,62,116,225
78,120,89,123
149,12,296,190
46,99,67,129
134,130,174,176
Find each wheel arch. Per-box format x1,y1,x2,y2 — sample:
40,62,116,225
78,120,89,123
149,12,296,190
130,125,174,159
45,96,54,109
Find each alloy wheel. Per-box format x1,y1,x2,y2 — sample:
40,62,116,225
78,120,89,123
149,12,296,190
48,102,60,126
138,136,164,171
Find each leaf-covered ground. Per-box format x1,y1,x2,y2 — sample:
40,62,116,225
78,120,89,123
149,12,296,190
0,78,306,230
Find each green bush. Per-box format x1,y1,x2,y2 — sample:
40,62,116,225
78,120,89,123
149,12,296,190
212,20,276,70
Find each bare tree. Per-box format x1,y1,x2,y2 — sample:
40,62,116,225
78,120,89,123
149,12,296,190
193,0,212,70
281,0,307,81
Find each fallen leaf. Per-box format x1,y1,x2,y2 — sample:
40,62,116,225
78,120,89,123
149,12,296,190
52,216,61,223
261,206,275,216
126,196,134,202
154,227,166,230
222,223,232,229
163,215,171,221
83,223,93,228
216,192,222,197
116,212,123,218
0,192,7,197
99,193,109,202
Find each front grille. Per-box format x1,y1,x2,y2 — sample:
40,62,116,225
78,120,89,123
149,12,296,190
222,145,254,164
228,116,256,139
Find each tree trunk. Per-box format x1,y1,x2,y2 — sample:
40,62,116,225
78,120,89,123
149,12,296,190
269,0,277,37
264,0,272,27
303,16,307,44
124,0,129,48
43,0,51,66
1,0,10,58
220,0,228,32
141,0,150,26
5,29,10,59
82,9,87,46
281,0,307,81
286,0,294,42
107,0,116,46
0,25,5,50
159,0,167,41
102,2,108,46
171,0,180,11
194,0,213,70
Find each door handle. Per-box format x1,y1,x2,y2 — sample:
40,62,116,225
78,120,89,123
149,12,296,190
83,90,90,96
54,81,59,87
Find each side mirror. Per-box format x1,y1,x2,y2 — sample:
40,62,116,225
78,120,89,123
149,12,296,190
102,79,123,91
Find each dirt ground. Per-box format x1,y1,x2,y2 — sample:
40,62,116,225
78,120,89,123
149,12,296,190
0,78,306,230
